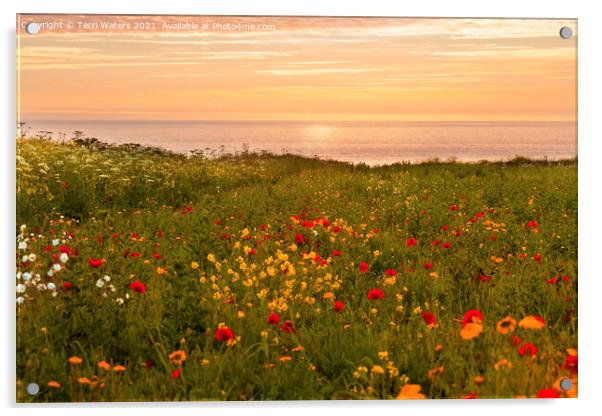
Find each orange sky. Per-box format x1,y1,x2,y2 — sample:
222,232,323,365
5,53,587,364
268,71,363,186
17,15,577,122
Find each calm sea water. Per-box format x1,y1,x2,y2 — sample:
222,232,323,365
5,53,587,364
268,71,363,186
24,120,577,165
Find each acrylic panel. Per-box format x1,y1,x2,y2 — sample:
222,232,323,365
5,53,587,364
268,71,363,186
16,14,577,402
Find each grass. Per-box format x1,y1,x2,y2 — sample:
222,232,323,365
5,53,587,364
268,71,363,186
16,137,577,401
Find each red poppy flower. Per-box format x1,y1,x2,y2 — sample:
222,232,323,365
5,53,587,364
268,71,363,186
63,281,73,290
280,320,296,334
441,225,449,231
332,250,342,257
462,309,484,327
454,229,462,237
527,220,539,228
215,219,222,225
171,368,181,379
267,312,281,325
145,359,154,369
406,237,417,247
153,252,162,260
450,204,458,211
510,335,523,346
533,254,542,262
332,226,342,233
518,342,538,357
423,263,433,269
536,388,560,398
334,301,345,312
385,268,398,276
367,288,384,300
215,326,235,342
130,252,142,258
295,233,305,244
359,262,369,273
442,242,452,249
421,311,437,326
547,277,558,284
129,281,147,294
248,248,257,255
88,258,103,268
563,354,578,374
432,240,440,246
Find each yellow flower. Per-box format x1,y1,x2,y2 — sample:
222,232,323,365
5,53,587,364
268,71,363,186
460,323,483,340
191,261,199,269
494,359,513,371
378,351,389,360
97,360,111,371
496,316,517,334
518,315,545,330
278,355,293,362
68,356,83,365
291,345,305,352
156,266,167,275
490,256,504,264
78,377,91,384
397,384,426,400
168,350,187,366
112,365,126,372
371,365,385,375
201,358,210,366
47,380,61,388
475,375,485,385
207,253,216,263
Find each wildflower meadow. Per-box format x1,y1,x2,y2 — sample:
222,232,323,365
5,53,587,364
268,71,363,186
16,137,577,401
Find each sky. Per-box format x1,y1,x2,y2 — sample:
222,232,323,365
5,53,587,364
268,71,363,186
17,15,577,122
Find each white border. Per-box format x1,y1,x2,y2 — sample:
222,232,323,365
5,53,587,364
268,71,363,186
2,1,601,415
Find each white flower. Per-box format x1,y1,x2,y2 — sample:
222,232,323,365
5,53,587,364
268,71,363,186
96,279,105,288
52,263,61,272
47,282,56,290
103,275,111,282
116,298,124,305
18,241,27,250
16,284,26,294
102,292,108,298
52,239,60,246
37,284,47,291
59,253,69,263
16,272,22,281
22,272,31,282
20,224,27,233
28,253,37,262
47,270,54,277
22,255,29,263
16,297,25,304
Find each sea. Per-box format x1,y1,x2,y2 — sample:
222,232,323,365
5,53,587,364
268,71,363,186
22,120,577,166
